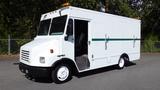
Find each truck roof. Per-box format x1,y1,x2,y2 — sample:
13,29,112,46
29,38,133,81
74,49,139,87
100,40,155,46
41,6,140,22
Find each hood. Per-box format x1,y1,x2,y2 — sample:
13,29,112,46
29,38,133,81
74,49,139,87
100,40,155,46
21,36,61,51
21,36,63,60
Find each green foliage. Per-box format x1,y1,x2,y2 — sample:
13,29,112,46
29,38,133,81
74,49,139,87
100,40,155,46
68,0,98,10
0,0,57,39
0,40,8,54
108,0,141,18
0,39,32,54
141,0,160,39
143,34,159,52
118,1,138,17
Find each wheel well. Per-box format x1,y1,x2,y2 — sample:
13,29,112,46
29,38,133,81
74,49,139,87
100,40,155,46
121,53,130,61
52,58,78,74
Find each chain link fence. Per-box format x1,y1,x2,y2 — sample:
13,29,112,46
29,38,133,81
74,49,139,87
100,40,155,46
0,39,160,55
0,39,32,55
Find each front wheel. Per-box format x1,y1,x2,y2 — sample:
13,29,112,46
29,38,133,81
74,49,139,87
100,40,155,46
52,64,72,84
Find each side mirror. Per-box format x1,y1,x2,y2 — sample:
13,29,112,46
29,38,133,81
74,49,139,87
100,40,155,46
64,35,68,41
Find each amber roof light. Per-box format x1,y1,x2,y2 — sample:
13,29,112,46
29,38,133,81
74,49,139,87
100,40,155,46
62,2,70,7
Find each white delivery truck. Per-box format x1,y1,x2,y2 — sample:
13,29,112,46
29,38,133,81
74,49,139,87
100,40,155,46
19,6,141,83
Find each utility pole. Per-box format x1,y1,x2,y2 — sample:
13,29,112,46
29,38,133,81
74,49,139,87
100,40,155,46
8,35,11,55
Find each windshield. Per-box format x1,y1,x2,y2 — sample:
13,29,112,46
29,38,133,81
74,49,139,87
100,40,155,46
38,19,51,35
50,15,67,35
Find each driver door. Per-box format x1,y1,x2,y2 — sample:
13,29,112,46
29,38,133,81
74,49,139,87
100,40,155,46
62,18,74,60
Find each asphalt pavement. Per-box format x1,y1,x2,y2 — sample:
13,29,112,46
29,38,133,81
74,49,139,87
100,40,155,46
0,53,160,90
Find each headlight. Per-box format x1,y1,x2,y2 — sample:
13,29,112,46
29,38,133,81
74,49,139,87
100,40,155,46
39,57,45,63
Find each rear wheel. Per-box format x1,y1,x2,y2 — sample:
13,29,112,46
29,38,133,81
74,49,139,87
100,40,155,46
52,64,72,84
118,57,125,69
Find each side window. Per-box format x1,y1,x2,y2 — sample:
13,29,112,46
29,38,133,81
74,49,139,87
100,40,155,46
66,19,73,36
65,19,73,42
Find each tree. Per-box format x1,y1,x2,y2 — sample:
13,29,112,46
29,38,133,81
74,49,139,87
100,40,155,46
0,0,159,40
108,0,142,18
69,0,98,10
0,0,58,39
141,0,160,39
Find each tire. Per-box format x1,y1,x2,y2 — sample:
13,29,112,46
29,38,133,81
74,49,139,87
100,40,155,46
118,57,125,69
52,64,72,84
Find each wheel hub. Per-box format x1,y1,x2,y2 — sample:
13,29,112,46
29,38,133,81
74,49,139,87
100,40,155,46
57,66,69,81
119,58,125,68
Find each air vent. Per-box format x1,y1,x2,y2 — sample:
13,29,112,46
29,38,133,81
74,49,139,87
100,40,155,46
21,50,30,62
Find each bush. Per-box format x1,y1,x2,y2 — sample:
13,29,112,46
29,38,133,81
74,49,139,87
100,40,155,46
143,34,159,52
0,40,8,54
0,39,31,54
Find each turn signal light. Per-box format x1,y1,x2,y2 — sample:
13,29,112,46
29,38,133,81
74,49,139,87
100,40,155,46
50,49,54,53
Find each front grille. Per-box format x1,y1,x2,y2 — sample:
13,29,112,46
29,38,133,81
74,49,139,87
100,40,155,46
21,50,30,62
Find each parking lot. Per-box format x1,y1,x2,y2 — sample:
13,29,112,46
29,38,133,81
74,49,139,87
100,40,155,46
0,53,160,90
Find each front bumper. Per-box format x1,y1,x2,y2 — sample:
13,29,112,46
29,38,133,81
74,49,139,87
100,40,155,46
19,63,51,78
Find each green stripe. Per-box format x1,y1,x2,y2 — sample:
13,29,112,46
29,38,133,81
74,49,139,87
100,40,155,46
92,38,141,41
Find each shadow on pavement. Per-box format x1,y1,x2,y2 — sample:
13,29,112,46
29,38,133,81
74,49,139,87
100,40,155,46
76,61,136,78
125,61,136,67
25,75,53,83
13,62,19,65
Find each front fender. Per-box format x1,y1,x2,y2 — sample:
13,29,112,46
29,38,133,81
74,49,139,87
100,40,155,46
51,58,79,74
